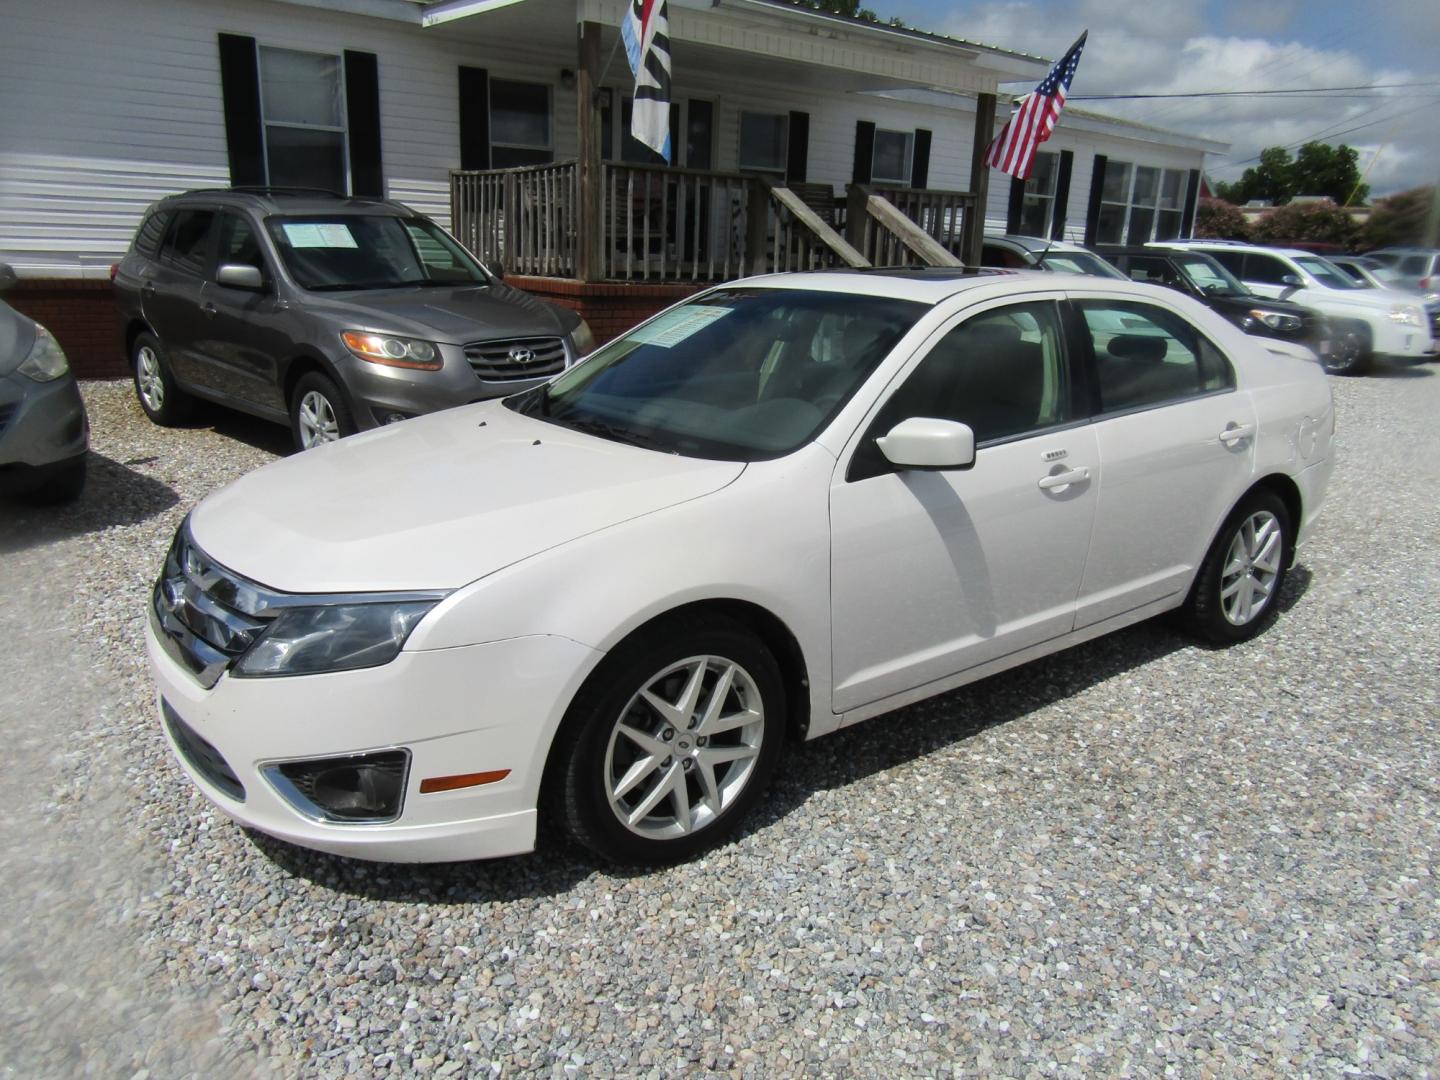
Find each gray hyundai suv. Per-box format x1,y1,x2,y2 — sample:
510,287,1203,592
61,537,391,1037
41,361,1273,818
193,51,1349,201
113,188,594,451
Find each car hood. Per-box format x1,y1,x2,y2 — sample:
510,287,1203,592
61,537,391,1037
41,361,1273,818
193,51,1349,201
189,402,745,593
1306,284,1424,314
301,282,576,344
1206,293,1313,319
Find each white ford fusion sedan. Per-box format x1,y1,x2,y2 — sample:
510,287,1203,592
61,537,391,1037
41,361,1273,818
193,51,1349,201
147,269,1334,865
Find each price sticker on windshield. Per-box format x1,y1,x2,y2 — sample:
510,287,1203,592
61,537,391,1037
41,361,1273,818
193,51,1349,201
629,305,733,348
282,223,359,249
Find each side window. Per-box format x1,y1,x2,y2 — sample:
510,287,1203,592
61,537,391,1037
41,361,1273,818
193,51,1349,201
1119,256,1180,287
1399,255,1428,275
217,213,266,276
1078,300,1233,414
851,301,1071,481
159,209,217,276
1207,250,1245,277
1242,253,1293,285
133,210,173,258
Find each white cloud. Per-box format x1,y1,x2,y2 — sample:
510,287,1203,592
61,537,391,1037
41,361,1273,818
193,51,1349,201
940,1,1439,197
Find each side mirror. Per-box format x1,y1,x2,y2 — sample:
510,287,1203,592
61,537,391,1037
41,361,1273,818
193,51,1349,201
482,259,506,281
1281,274,1303,288
875,417,976,470
216,263,265,290
0,263,16,292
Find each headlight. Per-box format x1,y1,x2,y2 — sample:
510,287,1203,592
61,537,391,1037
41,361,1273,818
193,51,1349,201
1389,306,1423,328
341,331,442,370
233,600,439,678
1248,309,1301,332
570,319,596,359
17,325,70,382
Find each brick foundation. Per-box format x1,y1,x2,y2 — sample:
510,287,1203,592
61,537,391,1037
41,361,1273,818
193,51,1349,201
3,274,700,382
6,279,124,380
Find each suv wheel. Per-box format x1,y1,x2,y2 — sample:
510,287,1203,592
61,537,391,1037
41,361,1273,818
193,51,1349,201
132,333,193,425
290,372,355,451
1324,321,1372,376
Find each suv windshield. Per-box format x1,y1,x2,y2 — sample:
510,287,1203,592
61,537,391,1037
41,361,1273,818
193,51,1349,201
265,214,488,291
1175,254,1247,297
1037,251,1126,279
507,288,926,461
1294,255,1363,290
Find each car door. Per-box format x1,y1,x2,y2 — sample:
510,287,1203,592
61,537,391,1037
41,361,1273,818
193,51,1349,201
143,207,218,387
1236,251,1306,303
1066,294,1256,629
195,211,291,414
829,297,1098,714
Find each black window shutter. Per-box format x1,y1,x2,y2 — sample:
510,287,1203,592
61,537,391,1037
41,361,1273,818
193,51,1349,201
786,111,809,184
1181,168,1202,236
1006,175,1025,234
217,34,264,187
344,51,383,197
852,121,876,185
458,66,490,171
1050,149,1074,239
1083,153,1108,247
910,128,931,190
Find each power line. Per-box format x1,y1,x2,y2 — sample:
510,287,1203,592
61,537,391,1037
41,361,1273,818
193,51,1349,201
1207,97,1440,175
1072,81,1440,101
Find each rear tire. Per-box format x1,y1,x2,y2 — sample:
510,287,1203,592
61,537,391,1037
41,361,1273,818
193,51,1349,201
1181,490,1292,645
289,372,355,451
1323,321,1372,376
132,332,193,425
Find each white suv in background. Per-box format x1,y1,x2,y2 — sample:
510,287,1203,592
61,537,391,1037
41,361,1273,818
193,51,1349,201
1163,241,1434,375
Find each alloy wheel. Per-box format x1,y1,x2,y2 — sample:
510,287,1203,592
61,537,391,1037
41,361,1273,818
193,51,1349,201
136,345,165,411
297,390,340,448
1219,510,1283,625
603,655,766,839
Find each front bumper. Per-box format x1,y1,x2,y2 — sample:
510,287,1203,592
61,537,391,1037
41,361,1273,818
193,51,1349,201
0,371,88,472
146,618,601,862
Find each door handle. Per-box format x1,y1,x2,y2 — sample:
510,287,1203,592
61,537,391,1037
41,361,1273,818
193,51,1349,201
1218,423,1255,446
1037,466,1090,490
202,302,217,318
140,280,156,297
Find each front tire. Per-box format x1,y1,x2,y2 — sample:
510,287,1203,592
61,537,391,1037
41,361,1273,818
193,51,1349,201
1181,490,1292,645
289,372,355,451
551,615,786,865
1323,321,1372,376
132,332,193,425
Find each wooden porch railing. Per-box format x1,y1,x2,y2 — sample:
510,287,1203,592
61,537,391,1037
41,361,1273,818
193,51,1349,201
846,184,973,267
451,161,579,278
599,163,755,282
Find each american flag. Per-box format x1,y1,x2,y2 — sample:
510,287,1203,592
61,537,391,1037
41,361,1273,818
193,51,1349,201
985,31,1087,181
623,0,673,163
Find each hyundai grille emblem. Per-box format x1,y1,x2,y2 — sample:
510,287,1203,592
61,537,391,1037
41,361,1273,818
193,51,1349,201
508,346,536,365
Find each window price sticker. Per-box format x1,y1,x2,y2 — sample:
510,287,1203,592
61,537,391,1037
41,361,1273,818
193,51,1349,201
628,305,733,348
282,223,359,249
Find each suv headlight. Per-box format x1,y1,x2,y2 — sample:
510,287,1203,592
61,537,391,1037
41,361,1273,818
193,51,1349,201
570,319,596,359
1248,309,1301,332
233,600,439,678
1389,305,1423,327
341,331,442,370
17,325,70,382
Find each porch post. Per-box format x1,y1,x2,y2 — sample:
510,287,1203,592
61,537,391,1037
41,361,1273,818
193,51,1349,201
577,21,604,282
962,92,996,268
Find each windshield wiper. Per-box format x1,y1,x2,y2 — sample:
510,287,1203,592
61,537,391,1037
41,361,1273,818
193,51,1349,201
553,413,669,452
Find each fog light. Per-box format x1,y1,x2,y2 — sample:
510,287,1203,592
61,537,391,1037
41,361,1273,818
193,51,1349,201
381,411,410,425
265,749,410,823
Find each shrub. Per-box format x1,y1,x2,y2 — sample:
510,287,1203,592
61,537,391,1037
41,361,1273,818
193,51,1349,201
1249,200,1358,248
1194,198,1249,240
1359,186,1434,250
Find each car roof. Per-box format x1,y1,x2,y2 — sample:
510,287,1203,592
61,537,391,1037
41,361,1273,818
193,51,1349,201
1168,240,1319,259
987,234,1093,254
156,187,415,216
732,267,1160,304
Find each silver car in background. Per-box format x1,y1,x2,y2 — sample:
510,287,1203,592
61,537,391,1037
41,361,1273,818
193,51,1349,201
0,263,89,505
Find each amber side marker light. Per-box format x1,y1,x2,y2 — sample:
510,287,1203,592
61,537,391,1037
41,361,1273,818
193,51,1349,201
419,769,511,794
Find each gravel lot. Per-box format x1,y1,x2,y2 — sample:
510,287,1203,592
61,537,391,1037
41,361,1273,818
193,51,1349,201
3,362,1438,1078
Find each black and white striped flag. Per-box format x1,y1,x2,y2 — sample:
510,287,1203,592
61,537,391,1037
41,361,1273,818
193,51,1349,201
622,0,672,162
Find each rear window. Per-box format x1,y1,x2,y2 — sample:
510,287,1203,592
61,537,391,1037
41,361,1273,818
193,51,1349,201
133,210,173,258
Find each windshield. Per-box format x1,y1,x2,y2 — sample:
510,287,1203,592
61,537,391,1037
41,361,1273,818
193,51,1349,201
1295,255,1364,290
506,288,927,461
1174,254,1248,297
1037,251,1127,280
265,214,489,291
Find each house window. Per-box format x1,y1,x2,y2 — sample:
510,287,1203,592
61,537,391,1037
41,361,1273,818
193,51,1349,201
739,112,787,174
1097,160,1189,244
872,129,913,185
258,46,349,192
490,79,553,168
1019,151,1059,236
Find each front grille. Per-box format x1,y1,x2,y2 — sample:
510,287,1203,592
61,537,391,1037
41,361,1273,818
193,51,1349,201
151,525,273,688
163,699,246,801
1428,307,1440,340
464,336,566,381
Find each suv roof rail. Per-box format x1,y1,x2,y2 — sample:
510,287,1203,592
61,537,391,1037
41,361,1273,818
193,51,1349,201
228,186,349,198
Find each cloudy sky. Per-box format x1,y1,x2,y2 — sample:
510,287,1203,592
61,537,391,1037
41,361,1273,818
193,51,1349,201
874,0,1440,199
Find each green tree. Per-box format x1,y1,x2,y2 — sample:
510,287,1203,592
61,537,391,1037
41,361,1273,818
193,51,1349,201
1213,142,1367,207
804,0,882,21
1194,197,1249,240
1250,200,1358,247
1359,186,1435,249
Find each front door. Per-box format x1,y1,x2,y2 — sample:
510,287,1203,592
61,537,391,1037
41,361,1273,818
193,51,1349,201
195,212,289,414
829,298,1097,714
